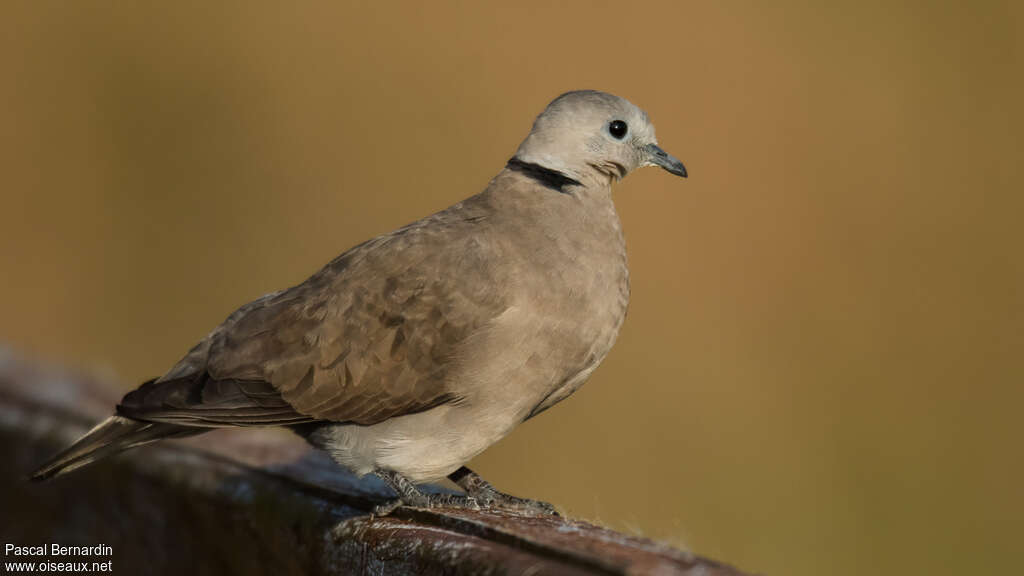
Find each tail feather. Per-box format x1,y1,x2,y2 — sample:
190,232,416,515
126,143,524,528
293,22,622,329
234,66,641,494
30,415,199,482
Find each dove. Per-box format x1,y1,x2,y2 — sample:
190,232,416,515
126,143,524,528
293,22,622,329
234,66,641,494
32,90,687,515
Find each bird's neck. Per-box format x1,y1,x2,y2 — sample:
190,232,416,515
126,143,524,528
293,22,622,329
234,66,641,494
502,156,613,199
484,164,621,246
505,157,581,194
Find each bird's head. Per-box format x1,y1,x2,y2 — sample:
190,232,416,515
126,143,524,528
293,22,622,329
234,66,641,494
513,90,687,189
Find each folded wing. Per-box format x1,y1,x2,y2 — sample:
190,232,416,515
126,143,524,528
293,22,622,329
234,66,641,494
119,205,505,427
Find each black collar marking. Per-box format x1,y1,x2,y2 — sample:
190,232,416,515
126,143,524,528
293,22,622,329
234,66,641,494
506,157,582,194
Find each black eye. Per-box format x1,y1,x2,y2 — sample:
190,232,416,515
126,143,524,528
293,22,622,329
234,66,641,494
608,120,628,139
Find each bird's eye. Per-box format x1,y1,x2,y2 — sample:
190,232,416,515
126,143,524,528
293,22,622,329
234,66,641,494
608,120,628,140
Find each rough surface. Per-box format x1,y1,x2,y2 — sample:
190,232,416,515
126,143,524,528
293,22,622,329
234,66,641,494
0,347,753,575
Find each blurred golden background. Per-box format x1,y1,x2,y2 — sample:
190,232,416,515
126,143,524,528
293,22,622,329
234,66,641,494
2,2,1020,575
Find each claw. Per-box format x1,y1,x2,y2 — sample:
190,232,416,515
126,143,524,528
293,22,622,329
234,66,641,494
475,486,559,517
372,498,403,517
446,466,560,517
372,469,487,515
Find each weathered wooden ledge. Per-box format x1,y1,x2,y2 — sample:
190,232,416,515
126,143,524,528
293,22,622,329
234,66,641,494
0,347,752,575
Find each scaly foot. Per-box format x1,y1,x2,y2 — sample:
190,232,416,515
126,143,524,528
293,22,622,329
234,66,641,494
448,466,559,517
373,468,481,516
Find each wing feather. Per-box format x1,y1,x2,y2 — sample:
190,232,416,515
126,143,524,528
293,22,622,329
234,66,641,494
118,200,505,427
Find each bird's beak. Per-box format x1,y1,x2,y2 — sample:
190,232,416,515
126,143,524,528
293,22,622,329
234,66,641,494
645,144,687,178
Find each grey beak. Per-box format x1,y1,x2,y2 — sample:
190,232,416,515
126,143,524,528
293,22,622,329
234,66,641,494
645,144,688,178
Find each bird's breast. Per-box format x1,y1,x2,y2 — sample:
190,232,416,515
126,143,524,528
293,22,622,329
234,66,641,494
501,196,630,411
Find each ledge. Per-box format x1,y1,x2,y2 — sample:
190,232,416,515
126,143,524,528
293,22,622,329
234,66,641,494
0,347,751,575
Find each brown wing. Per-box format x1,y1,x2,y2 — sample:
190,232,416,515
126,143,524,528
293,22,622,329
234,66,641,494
118,198,509,427
117,374,316,426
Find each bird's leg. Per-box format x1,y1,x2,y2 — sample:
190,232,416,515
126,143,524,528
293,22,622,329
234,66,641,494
372,468,481,516
448,466,559,517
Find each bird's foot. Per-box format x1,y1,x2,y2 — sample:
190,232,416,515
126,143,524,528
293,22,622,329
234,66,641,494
371,492,481,516
469,485,559,516
449,466,559,517
372,469,481,517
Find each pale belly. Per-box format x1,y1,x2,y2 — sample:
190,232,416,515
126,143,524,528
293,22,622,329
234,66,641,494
306,401,523,483
307,338,618,483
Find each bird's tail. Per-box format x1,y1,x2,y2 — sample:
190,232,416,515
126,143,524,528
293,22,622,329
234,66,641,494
30,415,200,482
